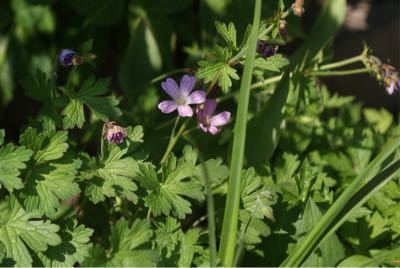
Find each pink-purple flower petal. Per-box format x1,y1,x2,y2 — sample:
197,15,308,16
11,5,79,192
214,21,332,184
386,81,395,95
178,105,193,117
161,78,180,99
203,99,217,117
208,126,220,135
187,90,206,105
209,111,231,127
180,75,196,96
158,100,178,113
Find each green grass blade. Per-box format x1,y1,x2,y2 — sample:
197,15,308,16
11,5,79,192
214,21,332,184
218,0,261,266
281,137,400,267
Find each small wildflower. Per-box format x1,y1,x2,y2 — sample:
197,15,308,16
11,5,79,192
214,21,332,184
292,0,305,17
158,75,206,117
59,49,80,66
256,40,277,58
103,122,127,144
196,99,230,135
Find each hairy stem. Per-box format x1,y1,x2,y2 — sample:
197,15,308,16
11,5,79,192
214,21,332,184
307,68,371,76
318,54,364,70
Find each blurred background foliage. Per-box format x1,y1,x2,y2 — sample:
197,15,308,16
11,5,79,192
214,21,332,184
0,0,398,152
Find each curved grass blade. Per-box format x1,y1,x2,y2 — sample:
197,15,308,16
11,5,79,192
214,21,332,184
281,137,400,267
218,0,262,266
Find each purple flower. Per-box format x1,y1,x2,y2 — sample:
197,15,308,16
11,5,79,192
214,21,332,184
103,122,127,144
256,41,277,58
59,49,78,66
196,99,230,135
158,75,206,117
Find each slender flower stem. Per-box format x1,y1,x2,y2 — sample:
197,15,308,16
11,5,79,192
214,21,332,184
160,119,189,163
318,55,364,70
307,68,371,77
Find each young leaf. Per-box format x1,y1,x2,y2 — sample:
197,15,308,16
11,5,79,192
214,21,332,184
254,54,289,73
197,61,239,93
215,21,237,49
0,197,61,267
62,76,122,129
139,151,205,219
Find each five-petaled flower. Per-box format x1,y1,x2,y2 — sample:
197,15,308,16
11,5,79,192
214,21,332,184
196,99,230,135
59,49,79,66
103,122,127,144
158,75,206,117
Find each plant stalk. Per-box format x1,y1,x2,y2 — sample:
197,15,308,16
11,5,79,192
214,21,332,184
218,0,261,266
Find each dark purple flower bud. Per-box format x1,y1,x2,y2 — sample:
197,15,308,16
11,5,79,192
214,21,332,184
256,40,277,59
103,122,127,144
59,49,78,66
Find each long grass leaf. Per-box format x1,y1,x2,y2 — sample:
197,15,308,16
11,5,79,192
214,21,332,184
281,137,400,267
218,0,262,266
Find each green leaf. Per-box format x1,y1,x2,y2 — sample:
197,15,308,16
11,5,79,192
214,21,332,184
364,108,393,134
21,69,52,102
289,198,345,267
197,61,239,93
215,21,237,49
83,149,140,204
62,76,122,129
194,157,229,187
83,218,158,267
241,168,275,220
18,128,80,216
139,151,204,219
0,143,32,192
36,218,93,267
154,218,181,258
178,229,203,267
254,54,289,73
0,197,61,267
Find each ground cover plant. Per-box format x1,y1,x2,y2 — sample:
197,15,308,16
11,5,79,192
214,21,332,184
0,0,399,266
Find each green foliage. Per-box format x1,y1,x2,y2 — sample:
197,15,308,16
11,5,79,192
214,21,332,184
62,76,122,129
18,128,81,217
0,197,61,267
0,140,32,192
82,127,144,204
139,147,205,219
197,61,239,93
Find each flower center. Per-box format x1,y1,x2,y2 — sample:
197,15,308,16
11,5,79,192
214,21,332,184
176,96,187,105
